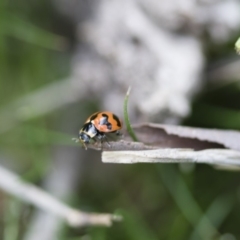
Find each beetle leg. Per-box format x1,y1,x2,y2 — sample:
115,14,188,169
96,132,110,149
102,135,110,147
115,130,122,136
79,140,87,150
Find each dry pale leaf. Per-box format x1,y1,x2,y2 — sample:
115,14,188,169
130,123,240,151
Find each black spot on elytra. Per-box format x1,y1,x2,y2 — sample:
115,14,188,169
106,122,112,130
113,114,121,127
102,113,112,130
90,113,99,121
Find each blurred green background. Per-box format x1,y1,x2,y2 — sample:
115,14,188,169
1,1,240,240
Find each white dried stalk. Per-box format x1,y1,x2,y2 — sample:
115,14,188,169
102,148,240,167
0,165,121,227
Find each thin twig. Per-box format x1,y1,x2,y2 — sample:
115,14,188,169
87,140,157,151
0,165,122,227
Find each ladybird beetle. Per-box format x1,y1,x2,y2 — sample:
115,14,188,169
78,111,122,149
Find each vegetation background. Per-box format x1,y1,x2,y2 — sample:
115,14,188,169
1,1,240,240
